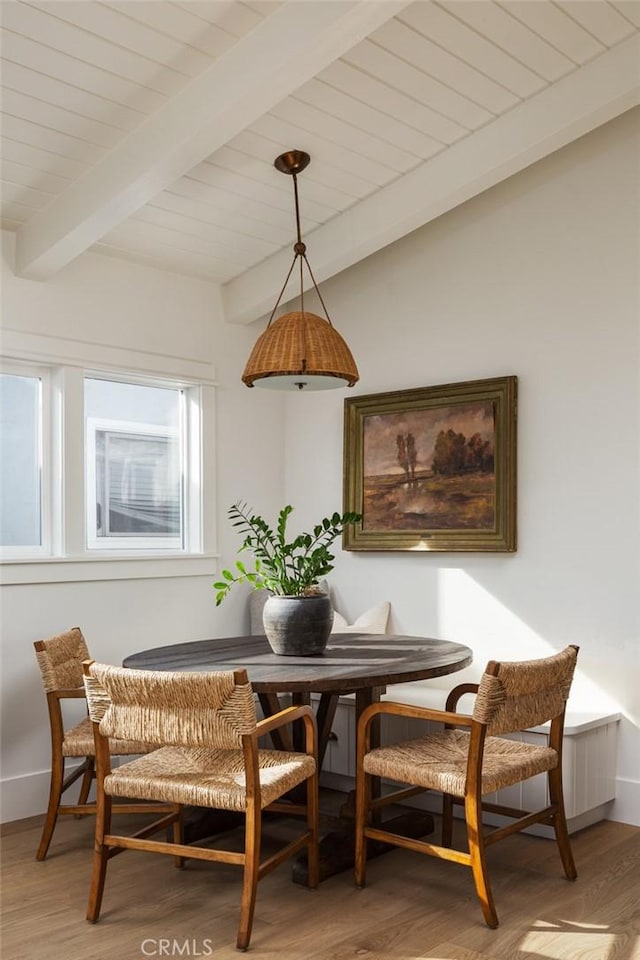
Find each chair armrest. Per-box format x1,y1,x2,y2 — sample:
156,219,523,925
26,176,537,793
358,699,474,735
445,683,479,712
256,704,313,737
255,705,317,756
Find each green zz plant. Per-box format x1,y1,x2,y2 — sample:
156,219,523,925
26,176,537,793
213,501,361,604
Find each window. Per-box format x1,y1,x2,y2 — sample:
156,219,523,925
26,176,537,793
1,360,210,576
85,376,197,552
0,368,48,555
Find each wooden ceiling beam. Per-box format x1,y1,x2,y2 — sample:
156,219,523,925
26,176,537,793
14,1,410,280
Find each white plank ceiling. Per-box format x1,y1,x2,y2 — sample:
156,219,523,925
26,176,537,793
1,0,639,322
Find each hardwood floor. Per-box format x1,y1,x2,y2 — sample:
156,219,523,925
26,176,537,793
2,799,639,960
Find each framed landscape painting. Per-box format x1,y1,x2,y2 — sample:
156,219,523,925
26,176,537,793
343,376,517,552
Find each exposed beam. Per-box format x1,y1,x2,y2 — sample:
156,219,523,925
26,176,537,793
14,0,409,280
223,34,640,325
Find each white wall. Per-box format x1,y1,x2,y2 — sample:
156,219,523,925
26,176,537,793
283,108,640,825
0,238,285,821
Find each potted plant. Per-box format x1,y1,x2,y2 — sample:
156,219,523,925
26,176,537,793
214,501,361,656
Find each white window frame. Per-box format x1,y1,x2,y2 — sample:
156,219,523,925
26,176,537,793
1,356,214,583
83,372,202,555
0,360,57,560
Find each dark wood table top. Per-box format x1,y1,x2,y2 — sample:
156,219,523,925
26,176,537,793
123,633,473,694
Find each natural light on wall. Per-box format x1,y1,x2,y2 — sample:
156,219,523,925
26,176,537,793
436,568,619,711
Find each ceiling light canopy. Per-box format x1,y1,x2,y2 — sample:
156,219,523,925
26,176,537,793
242,150,359,391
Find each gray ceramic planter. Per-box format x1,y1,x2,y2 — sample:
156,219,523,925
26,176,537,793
263,594,333,656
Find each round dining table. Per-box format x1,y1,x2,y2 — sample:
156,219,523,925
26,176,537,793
123,632,473,767
124,632,473,881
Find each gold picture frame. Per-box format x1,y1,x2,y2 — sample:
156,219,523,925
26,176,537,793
343,376,517,552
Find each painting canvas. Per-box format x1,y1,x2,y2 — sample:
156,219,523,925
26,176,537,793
343,377,517,552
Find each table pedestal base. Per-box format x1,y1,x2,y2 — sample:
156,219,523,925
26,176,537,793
292,808,435,885
182,807,243,845
181,798,435,885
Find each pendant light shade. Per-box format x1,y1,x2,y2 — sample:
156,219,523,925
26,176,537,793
242,151,359,391
242,311,358,390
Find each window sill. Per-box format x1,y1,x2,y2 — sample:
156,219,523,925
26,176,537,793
0,553,218,585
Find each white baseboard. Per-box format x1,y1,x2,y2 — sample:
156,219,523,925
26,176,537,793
1,768,58,824
610,778,640,827
1,761,98,825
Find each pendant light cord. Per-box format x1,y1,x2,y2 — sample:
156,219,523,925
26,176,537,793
293,172,303,247
266,170,333,328
267,254,297,326
302,253,332,326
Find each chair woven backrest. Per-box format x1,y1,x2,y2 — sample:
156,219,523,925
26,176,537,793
84,663,257,749
34,627,90,693
472,646,578,736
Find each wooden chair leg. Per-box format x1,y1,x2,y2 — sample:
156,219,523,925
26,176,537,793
548,766,577,880
76,758,95,810
36,751,65,860
173,806,186,869
236,803,261,951
442,793,454,848
306,771,319,889
354,768,370,889
465,792,498,929
86,794,112,923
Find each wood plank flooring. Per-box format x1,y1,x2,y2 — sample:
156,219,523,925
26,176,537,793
2,799,639,960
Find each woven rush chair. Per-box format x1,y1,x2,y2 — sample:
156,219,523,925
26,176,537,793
33,628,162,861
83,661,319,952
355,645,579,928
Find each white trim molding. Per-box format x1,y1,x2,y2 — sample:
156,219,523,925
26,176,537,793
610,778,640,828
1,327,217,385
0,554,218,585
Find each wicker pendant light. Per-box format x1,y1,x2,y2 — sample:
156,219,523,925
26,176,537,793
242,150,359,391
